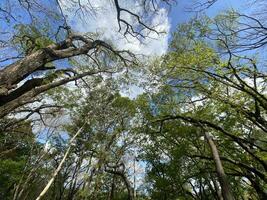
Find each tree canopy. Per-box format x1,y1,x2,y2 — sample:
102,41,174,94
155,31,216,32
0,0,266,200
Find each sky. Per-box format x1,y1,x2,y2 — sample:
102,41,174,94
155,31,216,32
0,0,252,99
56,0,248,99
58,0,248,57
169,0,244,32
60,0,170,56
0,0,248,63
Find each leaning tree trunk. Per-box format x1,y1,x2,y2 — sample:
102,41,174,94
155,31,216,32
204,131,234,200
0,33,117,119
35,125,84,200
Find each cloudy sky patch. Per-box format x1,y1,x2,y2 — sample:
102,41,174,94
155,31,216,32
59,0,170,55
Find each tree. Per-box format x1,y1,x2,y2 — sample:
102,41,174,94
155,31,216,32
27,78,140,199
0,0,173,119
1,1,267,199
133,13,267,199
0,119,36,199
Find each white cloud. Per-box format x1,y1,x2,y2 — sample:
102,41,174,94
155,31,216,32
57,1,170,99
59,0,170,55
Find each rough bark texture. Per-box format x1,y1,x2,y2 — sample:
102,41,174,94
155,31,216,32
0,69,102,118
0,34,114,118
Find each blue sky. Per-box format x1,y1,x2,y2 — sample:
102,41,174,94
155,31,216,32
169,0,244,32
0,0,248,59
1,0,259,70
59,0,247,57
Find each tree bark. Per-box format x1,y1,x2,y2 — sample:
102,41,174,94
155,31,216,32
204,131,234,200
0,36,100,94
0,70,101,118
108,175,116,200
0,33,118,118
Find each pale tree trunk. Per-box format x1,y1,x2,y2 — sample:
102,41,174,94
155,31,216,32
204,131,234,200
35,125,84,200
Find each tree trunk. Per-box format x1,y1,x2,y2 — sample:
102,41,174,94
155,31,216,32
35,125,84,200
108,175,116,200
105,166,134,200
204,131,234,200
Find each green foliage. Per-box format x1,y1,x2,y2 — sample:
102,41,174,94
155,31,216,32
0,119,35,199
0,159,26,199
12,22,54,54
132,12,267,199
1,4,267,200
